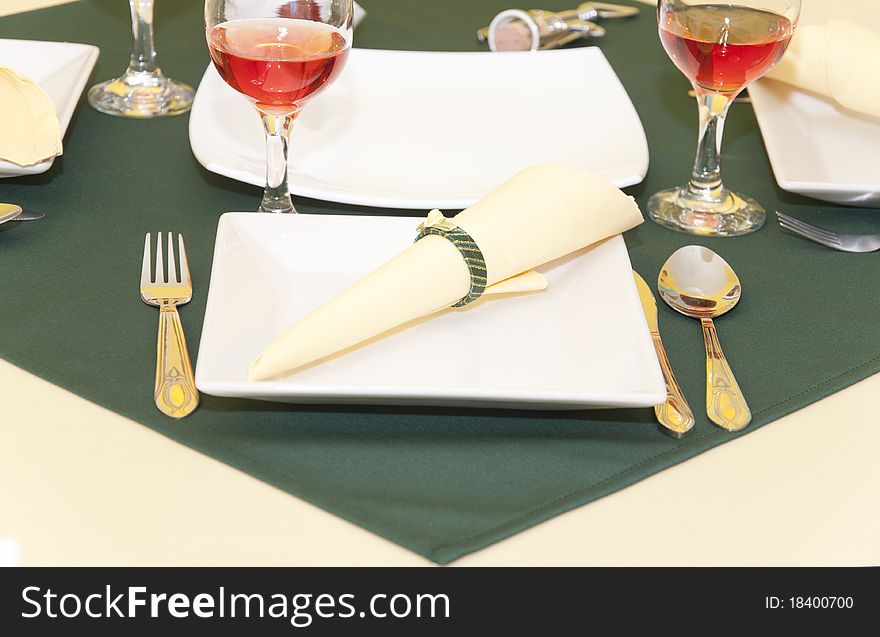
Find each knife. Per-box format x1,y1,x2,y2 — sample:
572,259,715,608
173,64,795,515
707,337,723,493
10,209,45,221
633,271,695,438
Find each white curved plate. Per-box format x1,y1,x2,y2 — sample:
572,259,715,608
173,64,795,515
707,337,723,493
189,48,649,209
0,39,99,178
750,78,880,207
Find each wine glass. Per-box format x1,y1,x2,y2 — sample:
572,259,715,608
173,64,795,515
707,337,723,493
88,1,194,118
205,0,354,214
649,1,801,236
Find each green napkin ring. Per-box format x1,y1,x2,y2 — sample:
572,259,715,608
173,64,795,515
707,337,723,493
415,210,487,308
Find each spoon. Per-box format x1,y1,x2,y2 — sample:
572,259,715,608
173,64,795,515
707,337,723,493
658,245,751,432
0,203,23,225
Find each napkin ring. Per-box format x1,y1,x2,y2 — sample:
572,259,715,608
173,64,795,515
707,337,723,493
415,210,487,308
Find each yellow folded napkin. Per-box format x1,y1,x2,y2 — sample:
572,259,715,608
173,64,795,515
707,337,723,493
249,163,644,381
767,19,880,118
0,67,63,166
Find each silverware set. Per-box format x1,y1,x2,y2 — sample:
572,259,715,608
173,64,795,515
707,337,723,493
636,208,879,435
636,245,752,437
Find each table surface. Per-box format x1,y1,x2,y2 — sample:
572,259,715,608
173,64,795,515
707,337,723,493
1,0,878,567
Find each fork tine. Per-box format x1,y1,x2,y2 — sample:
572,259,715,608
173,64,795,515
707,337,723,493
776,212,841,243
178,234,192,286
141,233,152,286
778,219,843,250
777,217,820,240
778,216,837,241
155,231,165,284
167,232,178,284
781,219,842,246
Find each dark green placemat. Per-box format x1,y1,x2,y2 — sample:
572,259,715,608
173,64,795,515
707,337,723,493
1,0,878,564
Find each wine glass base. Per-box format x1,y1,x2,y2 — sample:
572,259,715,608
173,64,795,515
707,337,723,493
87,73,194,119
258,193,297,214
647,187,766,237
257,204,298,214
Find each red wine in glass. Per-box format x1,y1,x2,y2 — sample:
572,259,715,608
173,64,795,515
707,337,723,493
648,0,800,237
208,18,350,112
659,4,793,94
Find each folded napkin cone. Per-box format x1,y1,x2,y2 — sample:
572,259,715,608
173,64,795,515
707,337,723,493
249,163,643,380
0,67,63,166
767,19,880,118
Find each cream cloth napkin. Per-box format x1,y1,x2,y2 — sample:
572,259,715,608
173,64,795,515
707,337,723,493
766,19,880,118
0,67,62,166
249,163,644,381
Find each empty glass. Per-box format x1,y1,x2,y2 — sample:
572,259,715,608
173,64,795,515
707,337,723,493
88,1,194,118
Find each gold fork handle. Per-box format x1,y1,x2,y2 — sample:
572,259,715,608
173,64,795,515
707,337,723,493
701,317,750,432
155,304,199,419
650,333,695,438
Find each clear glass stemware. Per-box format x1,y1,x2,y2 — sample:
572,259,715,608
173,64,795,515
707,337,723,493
88,0,194,118
204,0,354,214
649,0,801,236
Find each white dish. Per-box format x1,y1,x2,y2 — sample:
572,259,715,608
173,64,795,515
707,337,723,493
189,48,649,209
0,39,99,178
750,78,880,207
195,213,665,409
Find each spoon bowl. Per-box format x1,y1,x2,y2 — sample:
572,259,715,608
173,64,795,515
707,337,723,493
658,245,742,319
658,245,751,432
0,203,23,226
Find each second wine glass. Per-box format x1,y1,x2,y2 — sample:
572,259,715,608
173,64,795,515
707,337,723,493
649,0,800,236
205,0,353,214
88,1,194,118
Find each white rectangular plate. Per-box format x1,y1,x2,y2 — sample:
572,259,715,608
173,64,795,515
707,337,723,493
0,39,99,178
750,78,880,207
189,48,649,209
195,213,665,409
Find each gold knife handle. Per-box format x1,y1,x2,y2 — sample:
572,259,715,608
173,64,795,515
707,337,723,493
651,332,695,438
700,317,750,432
154,303,199,419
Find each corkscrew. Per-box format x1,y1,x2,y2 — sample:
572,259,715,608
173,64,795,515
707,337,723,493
477,2,640,52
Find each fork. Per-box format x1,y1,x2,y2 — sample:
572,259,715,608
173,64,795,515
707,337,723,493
776,211,880,253
140,233,199,418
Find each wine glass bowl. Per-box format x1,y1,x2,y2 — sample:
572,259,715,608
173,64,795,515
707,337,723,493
205,0,353,214
88,1,194,118
649,0,801,236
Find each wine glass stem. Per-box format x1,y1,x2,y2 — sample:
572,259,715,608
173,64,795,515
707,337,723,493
260,112,297,214
129,0,158,75
687,91,733,203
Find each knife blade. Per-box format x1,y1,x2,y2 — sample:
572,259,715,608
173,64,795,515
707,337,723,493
634,271,695,438
10,208,45,221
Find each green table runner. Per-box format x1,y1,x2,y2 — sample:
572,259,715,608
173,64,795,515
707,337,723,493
1,0,878,564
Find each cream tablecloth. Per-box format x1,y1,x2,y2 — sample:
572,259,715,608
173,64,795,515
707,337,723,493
0,0,877,566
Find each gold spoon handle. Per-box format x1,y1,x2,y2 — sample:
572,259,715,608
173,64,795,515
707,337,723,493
650,332,695,438
700,317,751,431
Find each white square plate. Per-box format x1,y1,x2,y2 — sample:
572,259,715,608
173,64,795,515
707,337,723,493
0,39,99,178
195,213,665,409
188,48,649,209
750,78,880,207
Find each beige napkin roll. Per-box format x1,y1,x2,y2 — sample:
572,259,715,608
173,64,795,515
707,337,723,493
767,19,880,118
0,67,63,166
249,163,644,381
